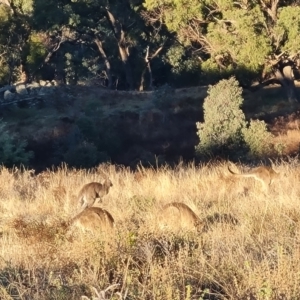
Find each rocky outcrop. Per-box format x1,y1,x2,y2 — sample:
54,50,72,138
0,80,59,106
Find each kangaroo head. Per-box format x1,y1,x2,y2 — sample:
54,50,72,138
104,178,113,188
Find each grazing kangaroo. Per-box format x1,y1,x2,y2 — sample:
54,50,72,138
158,202,239,233
158,202,204,232
77,179,113,209
69,207,115,235
228,164,280,190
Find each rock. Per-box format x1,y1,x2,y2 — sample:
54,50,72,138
39,80,47,86
3,90,15,101
26,81,41,95
15,83,28,95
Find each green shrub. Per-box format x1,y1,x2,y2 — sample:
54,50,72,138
0,121,34,167
195,77,275,159
25,33,47,74
195,77,246,156
242,119,274,157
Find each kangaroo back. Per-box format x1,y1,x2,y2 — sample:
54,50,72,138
70,207,115,235
159,202,202,232
228,165,276,190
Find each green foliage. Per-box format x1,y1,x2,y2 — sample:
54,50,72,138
196,77,245,155
0,61,11,86
274,6,300,53
196,77,274,158
144,0,274,85
165,46,186,73
30,0,147,88
165,45,199,75
0,5,10,23
0,122,33,167
0,6,24,85
206,6,271,72
0,0,35,83
1,0,300,90
144,0,202,41
13,0,34,15
164,44,202,87
25,33,47,73
242,119,273,157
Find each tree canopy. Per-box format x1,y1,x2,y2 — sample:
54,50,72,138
0,0,299,96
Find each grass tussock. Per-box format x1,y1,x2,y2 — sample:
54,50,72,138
1,160,300,299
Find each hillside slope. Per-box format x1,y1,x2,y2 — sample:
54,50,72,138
1,83,300,170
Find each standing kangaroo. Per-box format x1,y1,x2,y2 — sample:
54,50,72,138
228,164,280,190
77,178,113,209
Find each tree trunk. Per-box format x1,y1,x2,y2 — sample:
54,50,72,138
94,37,113,89
118,44,134,90
139,46,163,91
138,62,153,91
105,9,134,90
275,66,298,103
147,61,153,91
139,67,147,91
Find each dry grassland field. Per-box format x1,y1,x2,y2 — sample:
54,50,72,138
1,159,300,300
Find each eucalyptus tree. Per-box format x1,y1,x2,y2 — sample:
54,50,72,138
0,0,33,84
144,0,300,101
31,0,157,89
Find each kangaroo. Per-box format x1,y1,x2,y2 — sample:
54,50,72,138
69,207,115,235
158,202,239,233
228,164,279,190
77,179,113,209
158,202,204,232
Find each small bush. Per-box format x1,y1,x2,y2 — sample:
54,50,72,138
242,119,274,157
195,77,275,159
195,77,245,156
0,121,33,167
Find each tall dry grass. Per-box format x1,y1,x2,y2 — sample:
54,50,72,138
0,159,300,299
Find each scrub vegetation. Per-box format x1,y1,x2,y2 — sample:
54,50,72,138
0,160,299,299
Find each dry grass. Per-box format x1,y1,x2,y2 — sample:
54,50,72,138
0,160,300,299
